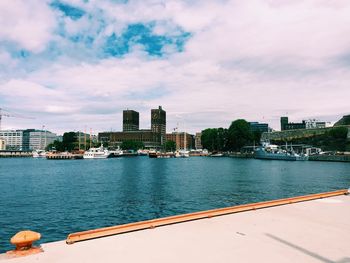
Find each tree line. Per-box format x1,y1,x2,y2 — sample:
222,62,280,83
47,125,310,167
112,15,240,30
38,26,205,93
201,119,261,152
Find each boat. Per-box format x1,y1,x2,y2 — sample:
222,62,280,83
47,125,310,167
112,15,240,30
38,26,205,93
137,149,149,156
209,152,224,157
175,150,190,158
109,148,123,158
149,151,175,158
254,143,308,161
83,145,112,159
32,149,47,158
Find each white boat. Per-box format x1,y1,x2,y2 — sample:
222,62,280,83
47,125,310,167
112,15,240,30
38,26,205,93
83,145,111,159
210,153,224,157
32,149,47,158
175,150,190,158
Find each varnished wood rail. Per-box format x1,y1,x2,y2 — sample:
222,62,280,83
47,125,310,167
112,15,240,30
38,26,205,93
66,189,348,244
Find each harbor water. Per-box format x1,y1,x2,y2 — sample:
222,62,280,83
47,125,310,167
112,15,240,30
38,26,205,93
0,157,349,252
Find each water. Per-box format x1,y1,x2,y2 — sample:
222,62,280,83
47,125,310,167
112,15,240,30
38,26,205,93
0,157,349,252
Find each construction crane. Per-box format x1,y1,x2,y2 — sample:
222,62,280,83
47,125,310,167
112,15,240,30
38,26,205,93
0,108,34,130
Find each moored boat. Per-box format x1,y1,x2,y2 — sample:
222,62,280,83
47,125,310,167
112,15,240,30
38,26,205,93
83,145,111,159
32,150,47,158
254,143,308,161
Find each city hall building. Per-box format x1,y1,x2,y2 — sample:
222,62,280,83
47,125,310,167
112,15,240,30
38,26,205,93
99,106,166,149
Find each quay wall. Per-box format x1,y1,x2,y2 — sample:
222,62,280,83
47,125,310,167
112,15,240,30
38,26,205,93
0,151,32,158
309,155,350,162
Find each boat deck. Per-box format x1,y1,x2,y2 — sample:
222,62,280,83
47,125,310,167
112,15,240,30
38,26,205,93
2,192,350,262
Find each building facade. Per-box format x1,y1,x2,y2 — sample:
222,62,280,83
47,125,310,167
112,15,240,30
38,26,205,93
28,130,58,150
195,132,202,150
0,130,24,150
99,106,166,149
0,138,6,150
0,129,57,151
123,110,139,132
304,120,326,129
166,132,194,150
151,106,166,145
280,117,289,131
280,117,306,131
249,122,269,133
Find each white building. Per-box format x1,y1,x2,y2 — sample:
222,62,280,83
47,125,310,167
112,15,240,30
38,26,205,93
304,119,327,129
0,129,58,151
29,130,58,150
0,130,24,150
0,138,6,150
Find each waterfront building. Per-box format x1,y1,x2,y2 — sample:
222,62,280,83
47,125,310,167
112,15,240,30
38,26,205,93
0,130,24,150
0,138,5,150
280,117,306,131
0,129,57,151
249,122,269,133
195,132,202,150
151,106,166,145
123,110,139,132
98,106,166,149
166,132,194,150
281,117,328,131
28,130,58,150
280,117,289,131
304,119,326,129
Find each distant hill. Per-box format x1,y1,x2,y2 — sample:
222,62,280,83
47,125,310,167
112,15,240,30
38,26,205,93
334,115,350,126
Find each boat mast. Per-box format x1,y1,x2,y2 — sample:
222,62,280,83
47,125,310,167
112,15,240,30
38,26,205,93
44,125,47,150
89,128,92,149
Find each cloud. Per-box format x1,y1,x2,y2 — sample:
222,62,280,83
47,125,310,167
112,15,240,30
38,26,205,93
0,0,56,53
0,0,350,134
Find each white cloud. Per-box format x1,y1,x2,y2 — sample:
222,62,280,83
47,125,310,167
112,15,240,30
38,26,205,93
0,0,56,53
1,0,350,133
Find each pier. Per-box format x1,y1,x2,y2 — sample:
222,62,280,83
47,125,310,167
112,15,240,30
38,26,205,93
0,151,32,158
46,153,83,160
1,189,349,262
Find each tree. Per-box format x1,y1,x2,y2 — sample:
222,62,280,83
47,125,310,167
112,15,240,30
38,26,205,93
201,128,228,152
201,128,217,152
62,132,78,151
120,140,144,151
227,119,253,151
165,140,176,152
46,140,63,151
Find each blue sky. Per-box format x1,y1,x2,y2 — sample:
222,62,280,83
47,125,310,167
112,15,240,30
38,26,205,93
0,0,350,134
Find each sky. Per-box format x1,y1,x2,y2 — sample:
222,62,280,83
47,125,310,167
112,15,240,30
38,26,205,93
0,0,350,134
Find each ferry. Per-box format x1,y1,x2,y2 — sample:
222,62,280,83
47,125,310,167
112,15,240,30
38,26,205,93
83,145,111,159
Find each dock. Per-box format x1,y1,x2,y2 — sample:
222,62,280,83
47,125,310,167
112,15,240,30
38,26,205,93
46,153,83,160
0,151,32,158
1,189,349,262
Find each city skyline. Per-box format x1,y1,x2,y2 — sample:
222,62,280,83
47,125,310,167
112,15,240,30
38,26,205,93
1,1,350,134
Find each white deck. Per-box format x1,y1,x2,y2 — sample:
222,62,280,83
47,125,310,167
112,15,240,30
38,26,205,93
2,194,350,263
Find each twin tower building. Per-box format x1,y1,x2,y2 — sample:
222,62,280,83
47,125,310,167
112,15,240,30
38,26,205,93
98,106,166,149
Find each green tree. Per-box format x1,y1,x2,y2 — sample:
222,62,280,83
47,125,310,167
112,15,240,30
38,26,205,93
120,140,144,151
227,119,253,151
62,132,78,151
201,128,217,152
164,140,176,152
201,128,228,152
46,140,63,151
